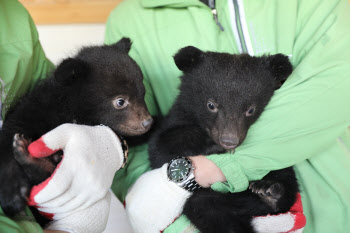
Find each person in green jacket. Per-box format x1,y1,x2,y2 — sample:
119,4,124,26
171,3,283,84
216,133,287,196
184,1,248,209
104,0,350,233
1,0,350,233
1,2,119,233
0,2,54,125
0,0,54,232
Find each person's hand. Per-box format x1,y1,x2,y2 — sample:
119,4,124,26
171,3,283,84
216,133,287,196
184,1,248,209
43,191,112,233
125,164,192,233
27,123,124,233
188,155,226,187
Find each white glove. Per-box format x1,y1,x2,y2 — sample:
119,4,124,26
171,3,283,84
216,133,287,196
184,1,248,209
27,123,124,233
45,191,112,233
252,193,306,233
125,164,192,233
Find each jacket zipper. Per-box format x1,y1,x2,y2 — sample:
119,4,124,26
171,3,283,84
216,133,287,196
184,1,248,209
228,0,254,55
208,0,224,31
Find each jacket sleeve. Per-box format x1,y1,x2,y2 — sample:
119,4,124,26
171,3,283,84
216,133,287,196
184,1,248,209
0,207,44,233
29,39,55,90
207,0,350,193
0,1,54,120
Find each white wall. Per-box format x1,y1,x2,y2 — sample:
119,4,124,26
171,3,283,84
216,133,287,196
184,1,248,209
37,24,133,233
37,24,105,65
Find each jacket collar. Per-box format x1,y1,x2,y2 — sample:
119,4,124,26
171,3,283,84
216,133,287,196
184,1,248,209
141,0,205,8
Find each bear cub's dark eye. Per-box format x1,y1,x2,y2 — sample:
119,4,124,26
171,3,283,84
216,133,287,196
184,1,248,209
117,99,125,106
245,106,256,117
207,100,218,113
113,97,129,109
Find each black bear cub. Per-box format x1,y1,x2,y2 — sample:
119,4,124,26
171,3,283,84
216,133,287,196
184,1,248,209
148,46,299,233
0,38,153,216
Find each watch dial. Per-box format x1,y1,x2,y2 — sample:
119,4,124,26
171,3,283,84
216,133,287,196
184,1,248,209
169,159,190,182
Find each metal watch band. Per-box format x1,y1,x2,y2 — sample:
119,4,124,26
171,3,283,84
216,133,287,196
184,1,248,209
183,178,201,191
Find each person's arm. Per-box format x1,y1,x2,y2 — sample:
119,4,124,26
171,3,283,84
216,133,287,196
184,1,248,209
28,124,123,233
0,1,54,233
197,0,350,194
0,7,54,121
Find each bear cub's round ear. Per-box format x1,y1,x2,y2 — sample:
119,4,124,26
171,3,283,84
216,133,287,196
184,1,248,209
111,37,132,54
266,54,293,89
173,46,204,72
54,58,90,86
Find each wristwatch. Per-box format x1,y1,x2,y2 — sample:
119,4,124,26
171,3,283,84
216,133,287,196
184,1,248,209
167,157,201,192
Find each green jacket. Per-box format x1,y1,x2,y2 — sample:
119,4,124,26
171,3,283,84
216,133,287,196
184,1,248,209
105,0,350,232
0,0,53,232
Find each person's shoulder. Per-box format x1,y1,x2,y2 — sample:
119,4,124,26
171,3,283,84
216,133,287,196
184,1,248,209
108,0,145,23
0,0,38,45
0,0,30,18
106,0,154,41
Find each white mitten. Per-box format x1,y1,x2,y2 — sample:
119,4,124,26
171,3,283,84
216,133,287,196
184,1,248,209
27,123,124,233
125,164,192,233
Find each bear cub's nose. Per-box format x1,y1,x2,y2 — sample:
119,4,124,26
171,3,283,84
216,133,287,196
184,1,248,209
142,118,154,129
219,135,239,149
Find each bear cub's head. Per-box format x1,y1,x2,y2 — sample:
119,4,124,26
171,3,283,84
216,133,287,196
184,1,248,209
53,38,152,136
174,46,292,150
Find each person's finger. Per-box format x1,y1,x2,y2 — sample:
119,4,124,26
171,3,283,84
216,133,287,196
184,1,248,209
42,186,109,216
36,187,78,209
28,136,61,158
28,124,74,158
45,192,112,232
38,193,87,215
28,163,73,205
70,189,109,214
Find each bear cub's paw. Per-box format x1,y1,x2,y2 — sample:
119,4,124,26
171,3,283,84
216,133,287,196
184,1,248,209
13,134,32,164
249,180,285,212
13,134,57,181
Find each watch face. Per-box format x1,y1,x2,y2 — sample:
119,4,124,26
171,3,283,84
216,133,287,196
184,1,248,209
168,158,191,182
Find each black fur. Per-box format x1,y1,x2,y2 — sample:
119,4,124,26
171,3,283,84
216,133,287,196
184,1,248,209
0,38,152,216
148,47,299,233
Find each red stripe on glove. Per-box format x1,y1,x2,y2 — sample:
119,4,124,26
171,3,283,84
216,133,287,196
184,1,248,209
38,211,54,220
28,136,59,158
27,162,62,221
27,177,52,206
287,193,306,232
